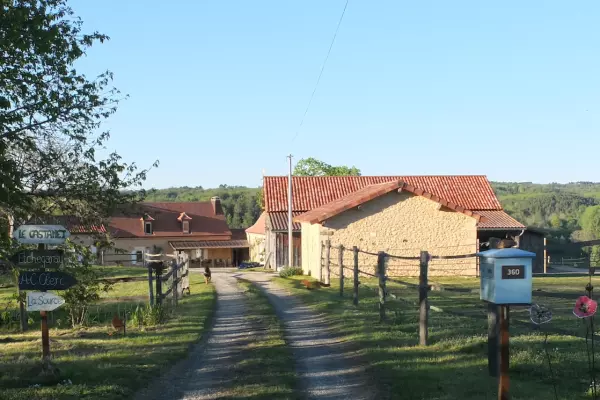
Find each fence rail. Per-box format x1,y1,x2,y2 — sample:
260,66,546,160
317,240,595,347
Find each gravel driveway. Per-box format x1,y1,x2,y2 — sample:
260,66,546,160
238,272,376,400
135,272,264,400
136,271,376,400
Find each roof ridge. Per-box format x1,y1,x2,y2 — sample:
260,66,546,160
264,175,501,212
263,175,489,178
141,201,212,204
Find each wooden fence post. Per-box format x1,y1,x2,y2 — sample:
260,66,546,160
488,303,499,377
324,240,331,286
353,246,359,306
155,262,163,306
377,251,386,322
499,306,510,400
319,243,324,282
543,238,548,274
419,251,429,346
339,245,344,297
145,254,154,307
172,259,178,307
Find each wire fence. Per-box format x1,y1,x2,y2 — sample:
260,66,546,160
316,240,596,346
323,241,479,280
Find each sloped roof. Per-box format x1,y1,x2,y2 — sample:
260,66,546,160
295,181,486,224
110,202,230,238
169,240,249,250
264,176,502,212
476,210,526,230
268,211,302,232
230,228,248,240
245,212,266,235
38,216,107,234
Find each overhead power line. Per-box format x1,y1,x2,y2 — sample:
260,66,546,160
291,0,350,144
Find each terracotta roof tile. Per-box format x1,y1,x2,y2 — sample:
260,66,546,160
38,216,107,234
476,211,526,230
110,202,230,238
295,181,402,224
245,212,266,235
295,181,486,224
264,176,502,212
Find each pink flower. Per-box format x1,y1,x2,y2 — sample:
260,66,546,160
573,296,598,318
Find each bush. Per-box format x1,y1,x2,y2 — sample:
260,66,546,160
279,266,303,277
130,304,168,327
0,311,11,327
143,304,168,326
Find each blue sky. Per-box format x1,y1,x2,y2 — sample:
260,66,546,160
71,1,600,189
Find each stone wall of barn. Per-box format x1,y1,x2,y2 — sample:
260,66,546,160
301,191,479,278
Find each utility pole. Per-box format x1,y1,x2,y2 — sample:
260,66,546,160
287,155,293,269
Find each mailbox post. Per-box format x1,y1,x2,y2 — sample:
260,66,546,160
477,248,536,400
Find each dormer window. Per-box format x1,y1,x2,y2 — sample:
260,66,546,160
142,213,154,235
178,212,192,234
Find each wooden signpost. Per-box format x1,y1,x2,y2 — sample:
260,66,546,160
12,250,64,269
13,224,71,360
18,271,77,291
12,225,70,245
26,292,66,312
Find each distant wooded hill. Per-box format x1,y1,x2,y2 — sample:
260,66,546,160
145,182,600,236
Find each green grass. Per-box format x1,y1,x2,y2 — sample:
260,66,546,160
96,265,148,280
0,272,216,400
229,279,299,399
240,267,275,273
273,274,600,400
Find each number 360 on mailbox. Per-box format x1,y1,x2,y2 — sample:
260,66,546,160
477,248,536,305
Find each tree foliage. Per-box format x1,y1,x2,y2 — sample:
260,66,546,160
0,1,154,320
293,157,361,176
60,241,112,327
0,0,155,237
497,192,595,233
580,206,600,239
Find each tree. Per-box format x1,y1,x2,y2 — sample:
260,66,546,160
580,206,600,239
1,1,155,326
549,214,563,229
0,0,156,237
293,157,361,176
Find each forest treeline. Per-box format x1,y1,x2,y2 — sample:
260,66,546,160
145,182,600,243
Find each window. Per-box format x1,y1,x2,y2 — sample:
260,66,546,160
136,251,143,263
182,220,190,234
144,221,152,235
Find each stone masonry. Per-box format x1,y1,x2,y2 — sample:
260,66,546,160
301,191,479,277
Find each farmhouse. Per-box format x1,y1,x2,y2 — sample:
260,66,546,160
263,176,536,276
54,197,249,266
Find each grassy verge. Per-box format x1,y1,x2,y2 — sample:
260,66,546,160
240,267,275,273
0,272,216,400
230,279,298,399
273,274,599,400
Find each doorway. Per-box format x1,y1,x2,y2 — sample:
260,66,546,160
232,248,250,267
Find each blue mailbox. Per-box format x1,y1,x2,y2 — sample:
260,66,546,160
477,248,536,305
